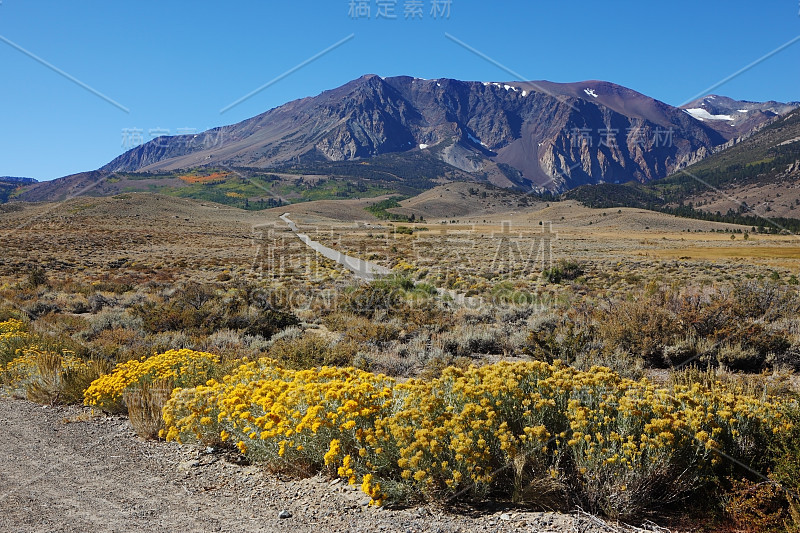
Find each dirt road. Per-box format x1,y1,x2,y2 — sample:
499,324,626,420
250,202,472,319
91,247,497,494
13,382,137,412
279,214,481,307
280,214,391,281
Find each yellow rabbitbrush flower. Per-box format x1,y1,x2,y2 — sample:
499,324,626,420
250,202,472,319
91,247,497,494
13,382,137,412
84,349,221,413
0,318,25,335
161,358,790,514
1,348,99,402
3,350,89,383
0,319,34,381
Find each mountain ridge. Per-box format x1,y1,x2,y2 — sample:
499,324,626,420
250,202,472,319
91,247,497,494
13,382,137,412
10,75,799,206
95,75,796,191
563,107,800,228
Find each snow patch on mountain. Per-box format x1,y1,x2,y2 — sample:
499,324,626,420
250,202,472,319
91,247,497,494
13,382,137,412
467,132,487,147
684,108,734,121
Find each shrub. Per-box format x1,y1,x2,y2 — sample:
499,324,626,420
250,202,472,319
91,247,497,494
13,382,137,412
88,293,117,312
338,276,441,326
340,281,404,319
80,310,144,341
732,281,798,321
133,284,298,338
162,360,396,485
83,349,222,413
25,301,61,319
27,266,47,288
542,260,584,284
418,350,471,380
0,318,25,335
596,297,680,366
717,342,764,372
768,400,800,531
124,379,174,439
355,344,418,378
440,325,506,357
1,348,109,405
323,313,402,346
266,333,355,369
0,318,29,365
490,281,537,305
726,479,795,532
163,359,788,519
523,313,596,364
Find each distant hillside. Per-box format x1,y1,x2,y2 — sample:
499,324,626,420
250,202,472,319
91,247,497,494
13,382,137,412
385,182,541,220
679,94,799,140
7,76,798,206
14,156,456,210
0,176,37,184
656,108,800,198
97,75,744,191
0,176,37,203
564,108,800,231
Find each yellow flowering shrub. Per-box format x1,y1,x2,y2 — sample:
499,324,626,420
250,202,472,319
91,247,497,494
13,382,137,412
3,350,85,389
163,357,396,505
0,318,25,335
84,349,221,413
372,361,569,502
0,319,110,405
0,318,32,365
162,359,790,517
1,348,107,404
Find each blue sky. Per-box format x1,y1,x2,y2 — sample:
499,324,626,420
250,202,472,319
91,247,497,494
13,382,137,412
2,0,799,181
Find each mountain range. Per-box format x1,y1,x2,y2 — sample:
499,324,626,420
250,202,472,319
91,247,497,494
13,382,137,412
565,106,800,228
11,75,800,204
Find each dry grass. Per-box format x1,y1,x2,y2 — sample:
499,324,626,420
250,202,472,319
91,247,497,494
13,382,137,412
24,351,111,405
647,246,800,260
123,379,173,439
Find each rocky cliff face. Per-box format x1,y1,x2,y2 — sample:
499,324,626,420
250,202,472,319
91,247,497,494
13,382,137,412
99,75,796,192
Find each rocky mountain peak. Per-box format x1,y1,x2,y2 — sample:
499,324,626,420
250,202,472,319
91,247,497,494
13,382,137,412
97,75,798,192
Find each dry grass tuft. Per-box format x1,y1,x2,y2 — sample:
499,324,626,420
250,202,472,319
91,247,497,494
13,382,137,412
123,379,173,439
23,351,110,405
